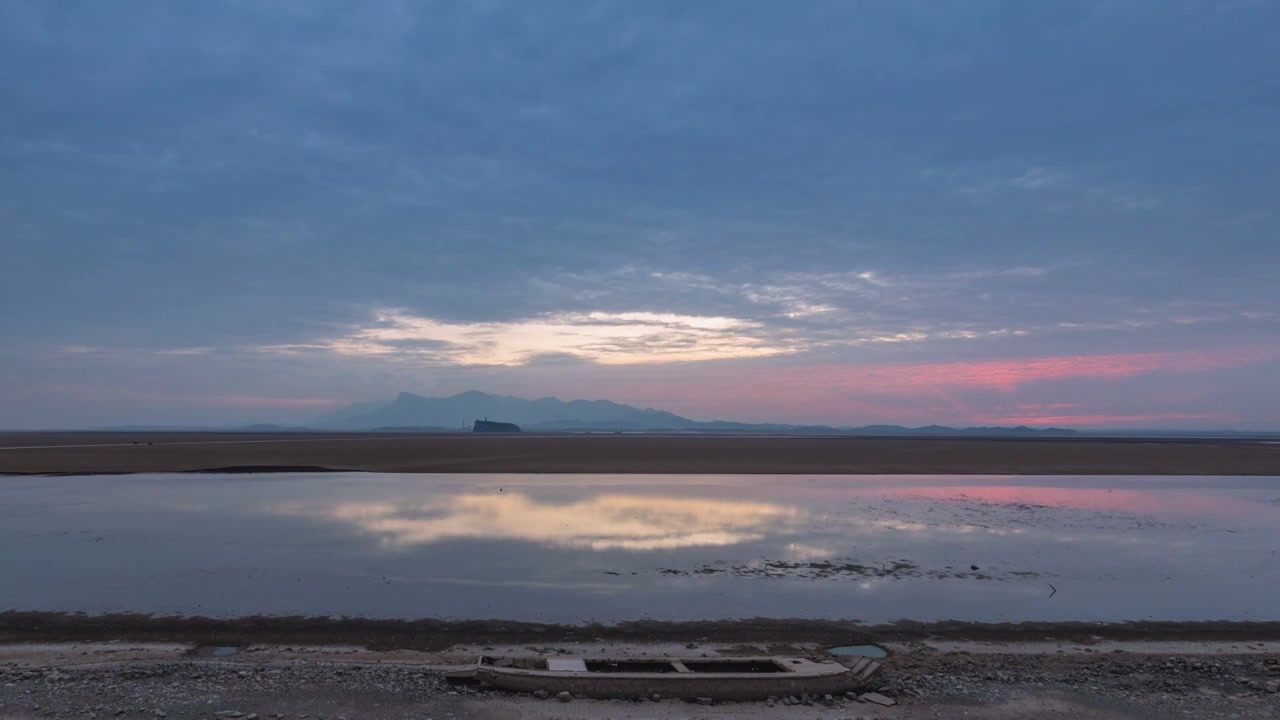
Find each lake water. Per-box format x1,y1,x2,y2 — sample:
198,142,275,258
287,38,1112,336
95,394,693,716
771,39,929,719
1,473,1277,624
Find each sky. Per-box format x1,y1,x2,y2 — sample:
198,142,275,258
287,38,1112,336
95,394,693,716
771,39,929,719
2,0,1278,430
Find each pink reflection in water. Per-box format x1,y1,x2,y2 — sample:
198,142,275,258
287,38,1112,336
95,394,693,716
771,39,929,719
874,485,1271,519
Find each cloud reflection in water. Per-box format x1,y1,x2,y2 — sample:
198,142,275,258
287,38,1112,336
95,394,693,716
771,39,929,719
270,492,806,551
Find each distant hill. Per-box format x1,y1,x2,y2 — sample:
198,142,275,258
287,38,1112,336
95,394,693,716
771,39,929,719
309,399,395,427
314,390,1079,436
320,390,696,430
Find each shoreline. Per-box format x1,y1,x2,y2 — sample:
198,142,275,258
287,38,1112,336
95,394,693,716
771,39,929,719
4,633,1279,719
5,612,1280,650
2,432,1278,475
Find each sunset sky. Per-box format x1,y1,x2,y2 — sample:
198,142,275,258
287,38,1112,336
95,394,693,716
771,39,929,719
2,1,1278,429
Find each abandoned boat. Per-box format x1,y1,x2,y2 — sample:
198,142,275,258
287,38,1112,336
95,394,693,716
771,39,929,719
471,655,880,701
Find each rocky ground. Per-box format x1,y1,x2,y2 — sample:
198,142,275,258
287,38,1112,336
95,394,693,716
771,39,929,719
876,641,1280,717
2,641,1279,720
1,661,454,720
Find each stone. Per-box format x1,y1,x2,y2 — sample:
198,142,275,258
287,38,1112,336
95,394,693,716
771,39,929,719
765,698,776,707
823,693,836,707
695,697,713,706
650,693,660,702
533,690,548,700
556,691,572,703
1266,681,1279,694
860,692,897,707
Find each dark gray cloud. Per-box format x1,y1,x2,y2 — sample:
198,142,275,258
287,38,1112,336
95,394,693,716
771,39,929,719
1,1,1277,427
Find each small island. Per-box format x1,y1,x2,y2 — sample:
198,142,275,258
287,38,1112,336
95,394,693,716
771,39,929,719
473,418,522,433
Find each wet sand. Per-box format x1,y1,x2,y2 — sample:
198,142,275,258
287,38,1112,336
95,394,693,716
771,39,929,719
2,432,1278,475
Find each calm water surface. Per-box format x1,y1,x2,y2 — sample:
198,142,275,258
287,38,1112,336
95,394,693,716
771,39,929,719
2,473,1277,623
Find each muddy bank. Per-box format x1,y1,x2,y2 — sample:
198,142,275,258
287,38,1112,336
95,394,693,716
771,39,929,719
5,612,1280,651
3,639,1279,720
2,432,1278,475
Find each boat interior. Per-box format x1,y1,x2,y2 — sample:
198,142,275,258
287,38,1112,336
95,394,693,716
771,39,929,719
479,656,798,674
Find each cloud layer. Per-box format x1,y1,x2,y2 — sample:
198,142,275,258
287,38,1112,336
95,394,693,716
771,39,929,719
2,1,1277,428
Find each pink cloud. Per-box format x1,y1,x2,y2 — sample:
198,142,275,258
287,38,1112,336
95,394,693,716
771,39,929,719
886,486,1269,518
788,348,1272,394
1012,403,1082,411
587,347,1277,425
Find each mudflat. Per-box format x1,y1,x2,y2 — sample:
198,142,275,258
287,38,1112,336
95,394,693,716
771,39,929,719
4,634,1280,720
1,431,1278,475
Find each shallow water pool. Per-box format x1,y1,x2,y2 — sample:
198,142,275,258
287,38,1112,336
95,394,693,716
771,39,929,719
1,472,1277,623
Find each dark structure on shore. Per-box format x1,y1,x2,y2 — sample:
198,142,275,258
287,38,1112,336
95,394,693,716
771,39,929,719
473,418,522,433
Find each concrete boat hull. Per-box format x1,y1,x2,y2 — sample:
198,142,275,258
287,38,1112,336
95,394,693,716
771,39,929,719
473,655,877,701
